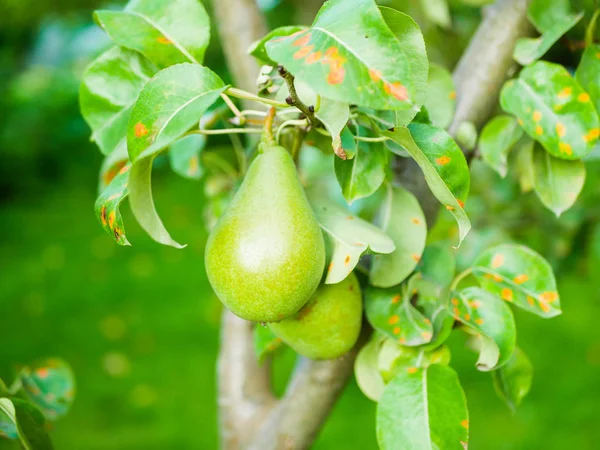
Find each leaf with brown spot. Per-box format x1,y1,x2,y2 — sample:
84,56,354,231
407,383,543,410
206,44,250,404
95,163,131,246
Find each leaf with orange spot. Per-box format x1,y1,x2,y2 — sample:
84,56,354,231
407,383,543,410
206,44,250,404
94,0,210,69
575,44,600,127
472,243,561,318
491,347,534,412
307,189,395,284
370,185,427,287
98,141,129,192
424,63,456,129
95,163,131,246
452,287,516,371
378,338,451,383
377,364,468,450
479,115,524,177
248,26,307,65
382,124,471,247
265,0,425,111
168,134,206,180
500,61,599,160
532,142,585,216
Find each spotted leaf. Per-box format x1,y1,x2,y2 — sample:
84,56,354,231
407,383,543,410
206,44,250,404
378,338,451,383
265,0,425,111
364,282,434,346
500,61,599,160
254,325,284,364
412,276,454,352
95,163,131,246
94,0,210,69
472,243,561,318
479,115,524,177
334,126,387,203
532,142,585,216
19,358,75,421
355,335,386,402
513,12,583,66
169,134,206,180
370,184,427,288
492,347,534,412
424,63,456,129
307,190,395,284
382,124,471,246
98,141,129,192
575,44,600,119
80,46,156,156
0,398,52,449
377,365,468,450
249,26,307,66
452,287,516,371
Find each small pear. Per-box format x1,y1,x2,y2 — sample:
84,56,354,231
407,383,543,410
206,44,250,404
205,143,325,322
269,273,363,360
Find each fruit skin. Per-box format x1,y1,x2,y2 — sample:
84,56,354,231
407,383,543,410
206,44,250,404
205,143,325,322
269,273,363,360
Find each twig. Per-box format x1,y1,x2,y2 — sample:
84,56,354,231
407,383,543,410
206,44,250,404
278,66,318,125
188,128,264,135
226,87,290,109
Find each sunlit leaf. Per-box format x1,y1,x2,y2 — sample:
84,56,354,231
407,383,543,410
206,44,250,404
354,336,385,402
377,365,468,450
452,287,516,371
0,397,18,440
169,134,207,180
491,347,534,411
80,46,156,156
378,338,451,382
370,184,427,288
248,26,306,65
417,242,456,288
315,98,350,158
94,0,210,68
527,0,573,32
254,325,284,363
424,63,456,129
500,61,599,160
479,115,524,177
265,0,424,111
0,398,53,450
95,163,131,246
532,143,585,216
472,243,561,318
575,44,600,118
307,190,395,284
513,13,583,66
382,124,471,246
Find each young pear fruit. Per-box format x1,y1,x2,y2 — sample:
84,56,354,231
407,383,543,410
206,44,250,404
205,143,325,322
269,273,363,360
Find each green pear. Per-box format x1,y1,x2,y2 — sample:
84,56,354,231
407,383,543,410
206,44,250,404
269,273,363,360
205,143,325,322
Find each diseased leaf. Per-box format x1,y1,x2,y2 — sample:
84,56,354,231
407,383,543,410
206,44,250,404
95,163,131,246
424,63,456,129
417,243,456,288
377,365,468,450
575,44,600,118
80,46,156,156
492,347,534,411
355,336,386,402
532,143,585,216
500,61,599,160
169,134,207,180
412,276,454,352
265,0,424,111
249,26,307,65
254,325,284,363
472,243,561,318
452,287,516,371
378,338,451,382
307,190,395,284
370,184,427,288
513,13,583,66
479,115,524,177
98,141,129,192
382,124,471,246
94,0,210,68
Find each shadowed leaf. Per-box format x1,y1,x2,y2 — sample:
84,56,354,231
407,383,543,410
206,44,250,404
479,115,524,177
492,347,534,411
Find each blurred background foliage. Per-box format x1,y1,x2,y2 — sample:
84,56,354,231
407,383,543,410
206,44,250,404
1,0,600,448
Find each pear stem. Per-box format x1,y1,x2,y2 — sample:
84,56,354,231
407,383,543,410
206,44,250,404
262,107,277,147
226,87,290,109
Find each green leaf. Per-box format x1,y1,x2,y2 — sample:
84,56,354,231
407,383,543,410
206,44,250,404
527,0,573,32
412,276,454,352
98,142,129,192
479,115,524,177
377,365,468,450
452,287,516,371
455,121,478,152
0,397,18,440
500,61,599,160
575,44,600,118
95,163,131,246
354,336,386,402
532,143,586,216
365,281,434,346
419,0,451,28
378,338,451,382
513,13,583,66
379,6,428,126
80,46,156,156
514,137,536,192
370,184,427,288
424,63,456,129
382,124,471,246
127,64,226,247
0,398,53,450
94,0,210,68
315,98,350,158
491,347,534,411
265,0,423,111
417,243,456,288
254,325,284,363
334,127,387,203
169,134,207,180
307,190,395,284
19,359,75,421
248,26,307,65
472,243,561,318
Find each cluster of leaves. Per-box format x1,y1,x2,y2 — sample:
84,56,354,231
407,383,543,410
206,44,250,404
0,358,75,449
